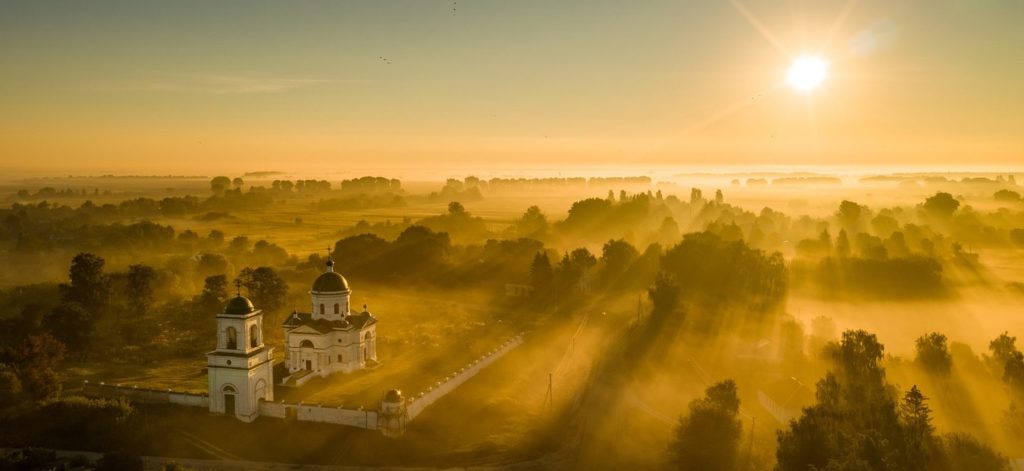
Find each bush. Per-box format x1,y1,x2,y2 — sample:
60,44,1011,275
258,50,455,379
96,450,143,471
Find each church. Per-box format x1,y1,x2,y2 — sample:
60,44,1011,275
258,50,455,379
280,255,378,383
206,253,378,421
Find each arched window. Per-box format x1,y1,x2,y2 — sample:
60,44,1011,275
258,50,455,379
319,304,325,315
300,339,314,348
249,325,259,348
222,384,236,393
333,303,340,314
254,379,267,399
226,327,238,350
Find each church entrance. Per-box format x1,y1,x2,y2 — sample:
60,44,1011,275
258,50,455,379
305,360,312,370
223,385,237,416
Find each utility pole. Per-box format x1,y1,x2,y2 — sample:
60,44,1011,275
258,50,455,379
747,415,756,467
544,372,553,414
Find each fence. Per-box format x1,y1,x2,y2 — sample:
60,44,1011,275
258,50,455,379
82,382,209,408
258,401,378,429
406,334,524,419
81,333,527,432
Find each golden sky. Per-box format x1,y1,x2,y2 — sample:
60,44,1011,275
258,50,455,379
1,0,1022,175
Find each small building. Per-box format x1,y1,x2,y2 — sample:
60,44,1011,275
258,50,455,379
504,283,535,298
378,389,408,437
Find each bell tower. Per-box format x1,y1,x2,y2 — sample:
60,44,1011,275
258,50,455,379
207,281,275,422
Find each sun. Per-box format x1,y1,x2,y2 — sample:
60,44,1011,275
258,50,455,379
787,55,829,92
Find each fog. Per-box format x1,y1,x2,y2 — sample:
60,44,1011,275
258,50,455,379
0,169,1023,469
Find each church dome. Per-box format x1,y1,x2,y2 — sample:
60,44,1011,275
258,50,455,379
312,271,350,292
224,295,255,315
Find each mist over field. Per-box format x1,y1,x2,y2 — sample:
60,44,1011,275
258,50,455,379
0,169,1021,470
3,0,1024,468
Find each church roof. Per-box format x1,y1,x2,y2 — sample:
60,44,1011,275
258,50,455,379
312,271,350,293
347,311,376,330
224,295,255,315
282,311,376,333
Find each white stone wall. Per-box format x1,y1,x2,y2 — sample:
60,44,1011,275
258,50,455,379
406,334,524,420
258,401,378,429
82,382,210,408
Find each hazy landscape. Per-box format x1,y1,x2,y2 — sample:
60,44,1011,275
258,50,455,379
0,171,1022,470
3,1,1024,470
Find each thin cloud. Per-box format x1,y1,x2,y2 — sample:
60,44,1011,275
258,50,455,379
117,75,362,94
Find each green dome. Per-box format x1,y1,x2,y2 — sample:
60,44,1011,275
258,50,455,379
312,271,350,292
224,295,255,315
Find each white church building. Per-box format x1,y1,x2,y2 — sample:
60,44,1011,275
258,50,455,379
280,256,378,383
207,282,275,422
206,255,378,421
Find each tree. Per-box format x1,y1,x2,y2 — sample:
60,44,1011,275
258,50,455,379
210,176,231,195
96,450,143,471
237,267,288,314
567,248,597,273
60,253,110,315
529,252,554,289
228,236,251,254
385,225,452,276
923,192,960,219
1,333,66,399
600,239,638,284
196,253,229,279
196,275,228,313
994,189,1021,202
915,332,953,376
660,232,787,311
777,330,901,471
125,264,156,317
513,205,549,238
1003,351,1024,398
690,188,704,205
447,201,466,215
988,332,1018,371
943,433,1010,471
778,329,1004,471
900,386,941,467
206,229,226,247
835,229,851,258
648,272,680,320
44,304,92,361
231,177,244,189
669,380,742,471
657,217,681,243
837,200,865,231
334,233,391,274
0,364,23,407
251,240,289,266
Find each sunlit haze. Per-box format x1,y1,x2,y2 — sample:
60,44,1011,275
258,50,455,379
2,2,1024,471
2,1,1024,175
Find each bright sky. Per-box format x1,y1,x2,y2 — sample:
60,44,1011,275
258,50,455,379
1,0,1022,175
